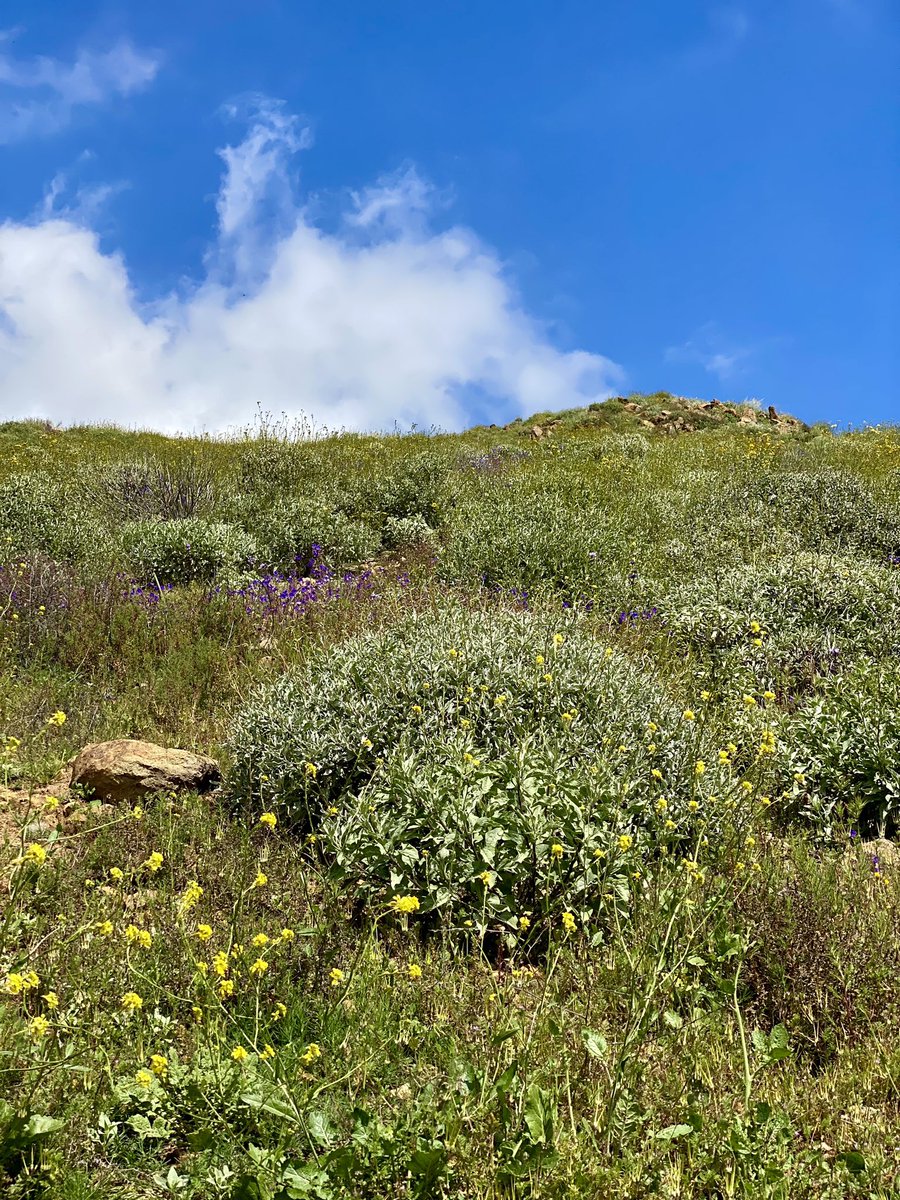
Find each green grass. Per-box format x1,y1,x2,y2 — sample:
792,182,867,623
1,396,899,1196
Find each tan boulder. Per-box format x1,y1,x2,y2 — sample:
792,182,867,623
70,739,220,802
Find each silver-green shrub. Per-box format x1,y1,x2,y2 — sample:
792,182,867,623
123,518,252,585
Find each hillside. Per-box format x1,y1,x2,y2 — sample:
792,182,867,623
1,396,899,1197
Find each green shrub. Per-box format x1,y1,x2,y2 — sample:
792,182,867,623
382,513,436,551
0,472,97,563
243,499,380,570
723,467,900,557
354,451,453,525
227,606,759,929
781,661,900,837
123,518,251,585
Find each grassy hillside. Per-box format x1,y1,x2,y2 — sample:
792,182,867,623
1,394,899,1197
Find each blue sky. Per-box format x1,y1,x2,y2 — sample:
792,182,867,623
0,1,896,432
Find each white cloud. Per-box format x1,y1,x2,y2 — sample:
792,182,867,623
0,33,159,143
0,99,622,434
664,323,753,382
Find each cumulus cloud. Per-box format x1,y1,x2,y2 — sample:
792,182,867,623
0,33,159,143
0,98,622,434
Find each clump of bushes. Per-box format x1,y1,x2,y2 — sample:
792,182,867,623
0,472,97,563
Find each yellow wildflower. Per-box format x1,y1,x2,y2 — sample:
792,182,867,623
149,1054,168,1079
301,1042,322,1065
125,924,152,949
408,963,423,979
329,968,345,987
252,932,270,948
561,911,577,933
253,870,268,889
272,1002,287,1020
179,880,203,913
109,867,124,882
21,843,47,867
695,760,706,775
280,928,295,942
97,920,114,938
249,958,269,977
304,762,318,778
550,843,564,859
231,1046,248,1062
259,812,277,829
218,979,235,999
196,924,213,942
121,991,143,1013
42,991,59,1010
618,834,633,852
142,851,163,873
683,709,695,722
135,1069,153,1088
518,915,531,931
392,895,420,915
260,1044,276,1061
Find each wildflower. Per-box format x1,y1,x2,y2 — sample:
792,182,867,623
23,1014,49,1042
694,760,706,775
735,861,746,872
142,851,163,873
231,1046,248,1062
132,805,144,820
251,933,270,949
665,819,676,830
301,1042,322,1065
550,843,564,859
196,924,213,942
179,880,203,913
647,721,659,734
561,911,577,933
593,848,606,859
543,672,553,682
97,920,114,938
742,694,757,708
655,797,667,813
518,915,531,931
5,973,26,996
253,870,268,889
718,749,731,764
21,843,47,867
47,710,67,727
42,991,59,1010
392,895,420,915
408,963,423,979
700,690,712,701
121,992,144,1013
460,718,471,729
535,654,545,665
260,1044,276,1061
741,781,754,793
745,835,756,849
479,871,494,887
493,694,507,707
763,690,776,701
259,812,277,830
280,927,295,942
329,968,345,987
109,867,124,882
43,796,59,812
618,834,633,852
149,1054,168,1079
249,958,269,977
553,633,564,646
683,709,695,722
135,1069,153,1088
218,979,236,999
759,795,772,807
759,730,777,755
192,1006,203,1022
272,1002,287,1020
328,805,339,815
688,799,699,811
125,924,152,949
213,951,229,977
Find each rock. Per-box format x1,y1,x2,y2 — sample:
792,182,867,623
531,424,544,439
70,739,220,802
767,404,778,421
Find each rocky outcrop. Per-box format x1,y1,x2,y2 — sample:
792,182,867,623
70,739,220,802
